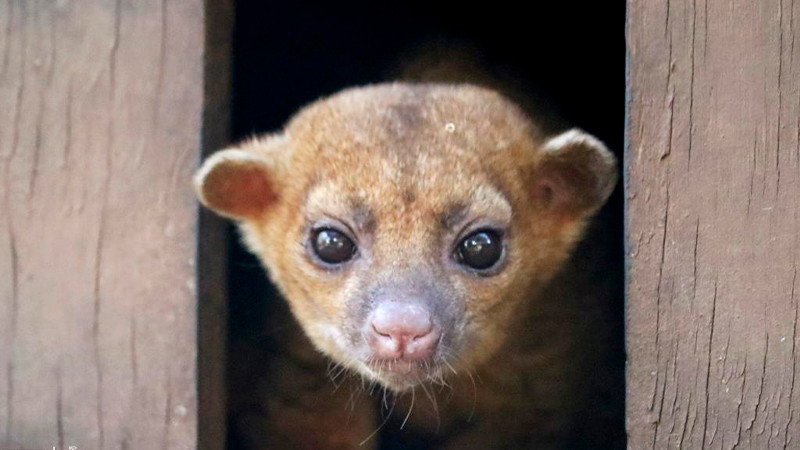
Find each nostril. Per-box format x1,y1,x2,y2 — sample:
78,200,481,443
372,323,392,339
412,324,434,341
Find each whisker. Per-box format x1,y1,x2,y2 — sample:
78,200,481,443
347,382,362,413
465,367,478,422
443,360,458,376
360,388,397,446
420,381,441,434
369,379,379,396
400,385,416,430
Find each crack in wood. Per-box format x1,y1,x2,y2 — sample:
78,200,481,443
63,78,73,172
777,0,785,196
786,263,799,447
700,277,717,449
131,315,138,391
28,81,44,201
56,362,64,450
153,0,167,129
2,1,25,439
162,377,172,450
687,0,697,169
1,1,12,79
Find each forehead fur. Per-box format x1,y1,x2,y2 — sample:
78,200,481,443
280,83,544,211
287,83,541,158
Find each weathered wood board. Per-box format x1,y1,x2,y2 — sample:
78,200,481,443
627,0,800,448
0,0,227,448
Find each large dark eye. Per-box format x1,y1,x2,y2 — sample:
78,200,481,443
312,228,356,264
455,230,503,270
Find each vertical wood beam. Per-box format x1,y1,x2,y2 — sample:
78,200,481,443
627,0,800,447
0,1,227,448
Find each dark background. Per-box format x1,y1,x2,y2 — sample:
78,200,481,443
227,2,625,448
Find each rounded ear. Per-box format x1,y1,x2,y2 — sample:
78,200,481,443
532,129,618,222
193,148,278,220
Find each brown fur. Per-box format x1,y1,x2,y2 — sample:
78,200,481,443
196,83,618,449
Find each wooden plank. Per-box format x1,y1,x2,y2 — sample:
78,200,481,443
0,0,214,448
627,0,800,448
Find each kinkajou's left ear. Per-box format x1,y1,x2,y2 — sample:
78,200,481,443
530,128,618,222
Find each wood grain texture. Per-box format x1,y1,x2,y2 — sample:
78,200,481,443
627,0,800,448
0,0,208,448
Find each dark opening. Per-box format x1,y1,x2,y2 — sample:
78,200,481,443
226,2,625,448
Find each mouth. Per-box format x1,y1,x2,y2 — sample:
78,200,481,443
362,358,447,391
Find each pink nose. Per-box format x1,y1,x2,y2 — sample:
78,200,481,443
366,303,439,361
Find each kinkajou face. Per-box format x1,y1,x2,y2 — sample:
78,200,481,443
194,83,617,391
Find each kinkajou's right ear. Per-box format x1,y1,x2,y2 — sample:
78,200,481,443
194,136,284,221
